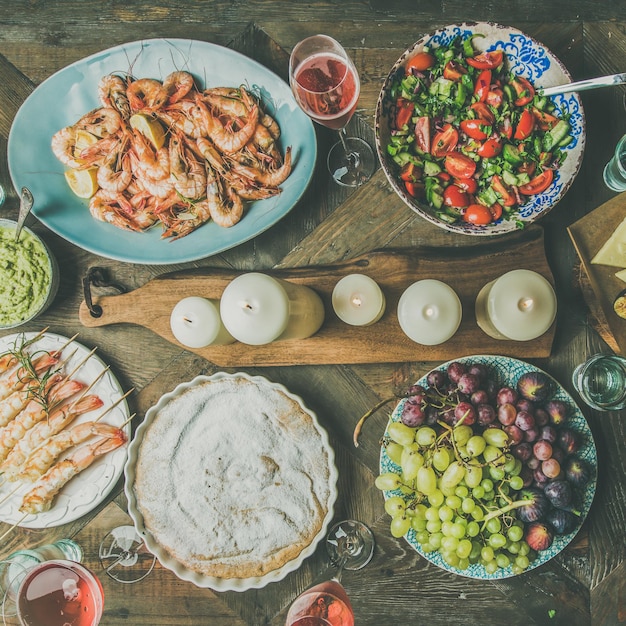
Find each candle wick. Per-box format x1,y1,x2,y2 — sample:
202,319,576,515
352,296,362,307
182,316,193,323
239,301,254,311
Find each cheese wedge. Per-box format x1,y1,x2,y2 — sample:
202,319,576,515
591,217,626,268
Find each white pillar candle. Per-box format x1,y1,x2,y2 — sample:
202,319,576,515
332,274,386,326
170,297,235,348
220,273,325,345
475,269,557,341
397,279,462,345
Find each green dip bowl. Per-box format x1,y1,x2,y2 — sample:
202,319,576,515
0,218,59,329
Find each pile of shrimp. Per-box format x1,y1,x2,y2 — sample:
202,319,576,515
0,334,127,518
51,71,292,239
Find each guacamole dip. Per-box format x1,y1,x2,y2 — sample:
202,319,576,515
0,224,53,327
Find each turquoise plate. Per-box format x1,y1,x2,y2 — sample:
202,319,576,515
379,355,597,579
8,39,317,265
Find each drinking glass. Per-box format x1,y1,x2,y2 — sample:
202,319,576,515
98,525,156,584
2,559,103,626
289,35,376,187
603,134,626,191
572,353,626,411
285,519,375,626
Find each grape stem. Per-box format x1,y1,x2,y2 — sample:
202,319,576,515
353,395,397,447
482,498,534,524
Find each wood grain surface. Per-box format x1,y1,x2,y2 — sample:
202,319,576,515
0,5,624,626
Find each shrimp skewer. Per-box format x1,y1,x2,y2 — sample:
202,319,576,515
0,376,85,463
19,431,127,515
0,352,60,403
16,422,126,483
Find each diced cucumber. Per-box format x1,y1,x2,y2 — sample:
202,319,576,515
502,170,518,187
543,119,570,151
479,187,499,207
437,211,459,224
502,144,523,165
423,160,442,176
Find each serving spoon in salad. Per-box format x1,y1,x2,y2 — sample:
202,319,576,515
541,72,626,96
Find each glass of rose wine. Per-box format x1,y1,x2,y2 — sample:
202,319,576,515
98,525,156,584
289,35,376,187
2,559,103,626
285,519,375,626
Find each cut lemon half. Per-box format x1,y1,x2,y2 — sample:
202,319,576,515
130,113,166,150
64,168,98,199
73,129,98,157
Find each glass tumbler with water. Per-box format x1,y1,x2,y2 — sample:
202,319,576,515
572,354,626,411
603,134,626,191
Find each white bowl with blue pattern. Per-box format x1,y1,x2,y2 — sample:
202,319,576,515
375,22,585,236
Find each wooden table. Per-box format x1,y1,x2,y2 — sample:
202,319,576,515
0,3,624,625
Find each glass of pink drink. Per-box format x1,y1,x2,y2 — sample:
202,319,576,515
289,35,375,187
285,520,375,626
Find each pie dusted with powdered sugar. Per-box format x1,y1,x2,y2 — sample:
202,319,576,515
131,374,336,581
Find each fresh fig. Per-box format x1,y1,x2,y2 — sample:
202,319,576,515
564,456,591,488
546,508,579,535
525,521,554,551
514,487,550,522
517,371,553,402
544,480,574,510
545,400,568,427
557,427,580,455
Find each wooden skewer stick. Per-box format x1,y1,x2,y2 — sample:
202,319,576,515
62,347,97,381
94,388,135,424
0,482,22,507
0,513,29,543
119,412,137,430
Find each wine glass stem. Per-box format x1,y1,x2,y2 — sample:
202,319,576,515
337,128,359,167
331,554,348,584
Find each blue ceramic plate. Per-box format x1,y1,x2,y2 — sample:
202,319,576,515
8,39,316,264
375,22,585,235
379,355,597,579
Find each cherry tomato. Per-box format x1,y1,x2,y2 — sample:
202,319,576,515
470,102,495,124
431,124,459,157
518,169,554,195
455,177,478,194
498,117,513,139
477,137,503,158
406,52,436,73
444,153,477,179
443,184,470,208
474,70,492,102
491,175,517,206
437,171,451,182
463,203,493,225
460,119,489,140
404,180,425,198
443,60,467,81
511,76,535,106
466,50,504,70
489,202,503,221
414,116,431,152
395,98,414,129
514,109,535,140
485,87,504,108
400,162,421,182
532,107,558,131
518,161,536,177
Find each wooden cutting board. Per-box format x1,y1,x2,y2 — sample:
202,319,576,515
79,228,556,366
568,192,626,356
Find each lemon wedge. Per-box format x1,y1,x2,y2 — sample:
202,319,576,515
73,129,98,157
64,168,98,199
130,113,166,150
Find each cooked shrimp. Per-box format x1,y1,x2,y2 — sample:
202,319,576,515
163,71,195,104
19,430,127,515
130,130,170,180
0,377,84,464
77,136,121,169
89,191,145,232
259,111,281,140
98,74,131,120
0,395,103,477
51,127,83,168
169,135,206,199
230,146,292,187
0,353,18,376
0,352,59,403
0,389,32,429
17,422,125,483
97,137,132,193
193,136,227,173
206,168,244,228
127,78,169,113
75,107,122,138
195,95,259,154
160,197,213,240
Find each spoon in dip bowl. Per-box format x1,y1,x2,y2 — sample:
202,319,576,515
14,187,34,243
542,72,626,96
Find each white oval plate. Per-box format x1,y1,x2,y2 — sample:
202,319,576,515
125,372,338,591
0,332,130,529
8,38,317,264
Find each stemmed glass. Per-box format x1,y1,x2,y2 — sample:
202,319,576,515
285,519,375,626
98,525,156,584
289,35,376,187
